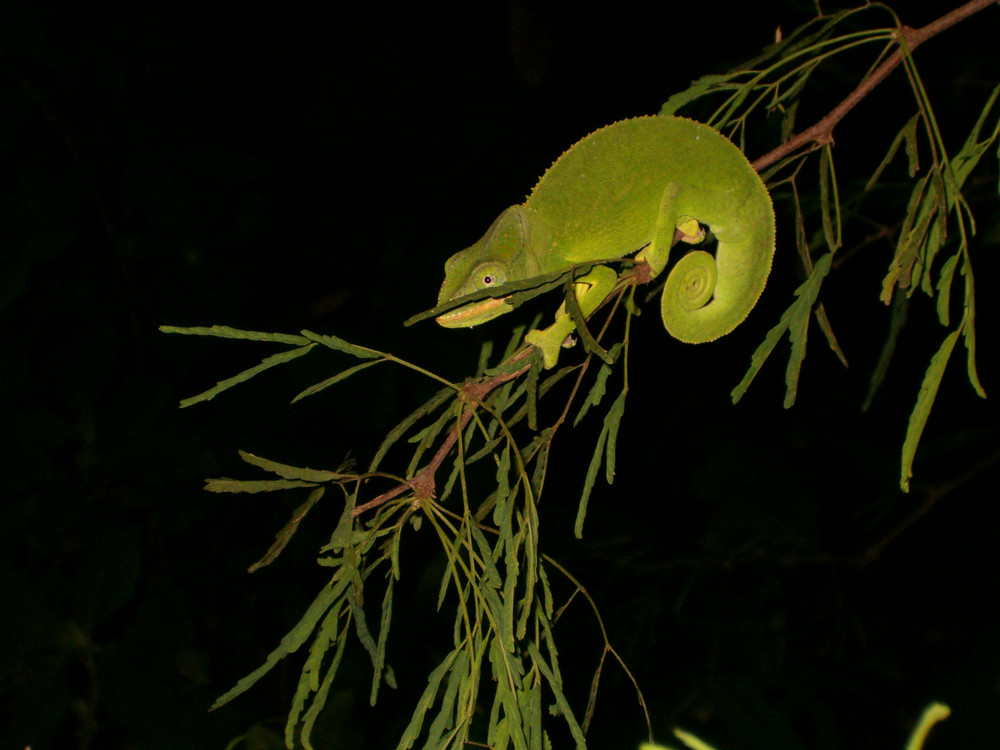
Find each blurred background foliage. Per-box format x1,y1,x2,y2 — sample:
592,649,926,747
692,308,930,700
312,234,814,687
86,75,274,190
2,1,1000,748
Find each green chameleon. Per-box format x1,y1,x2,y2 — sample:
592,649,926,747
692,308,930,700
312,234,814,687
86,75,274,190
435,115,775,367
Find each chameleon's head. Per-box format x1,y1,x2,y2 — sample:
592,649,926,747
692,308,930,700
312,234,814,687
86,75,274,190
436,206,536,328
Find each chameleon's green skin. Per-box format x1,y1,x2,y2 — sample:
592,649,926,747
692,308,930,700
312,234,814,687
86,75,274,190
436,115,775,367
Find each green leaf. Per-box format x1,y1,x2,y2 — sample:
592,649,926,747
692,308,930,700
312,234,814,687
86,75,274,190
934,252,959,327
204,478,318,493
291,601,342,746
862,292,909,412
519,676,543,750
238,450,351,482
880,173,931,303
395,649,460,750
292,359,384,402
573,347,620,427
477,338,495,376
814,304,848,368
300,329,382,359
371,577,394,704
576,418,609,539
960,258,986,398
211,573,347,709
526,348,540,431
369,387,453,473
159,324,311,346
349,588,378,669
866,113,921,190
489,637,528,750
918,169,950,297
951,83,1000,186
494,445,512,529
604,391,627,484
659,74,734,115
527,641,586,749
818,145,842,253
178,344,316,407
774,59,820,110
563,280,614,365
301,624,349,750
900,326,961,492
529,429,552,501
248,487,325,573
732,253,832,405
742,7,854,69
405,267,573,326
469,514,503,590
425,649,468,746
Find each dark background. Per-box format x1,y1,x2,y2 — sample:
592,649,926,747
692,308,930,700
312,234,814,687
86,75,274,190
3,2,1000,748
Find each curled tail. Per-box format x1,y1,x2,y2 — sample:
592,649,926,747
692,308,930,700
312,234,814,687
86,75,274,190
660,175,775,344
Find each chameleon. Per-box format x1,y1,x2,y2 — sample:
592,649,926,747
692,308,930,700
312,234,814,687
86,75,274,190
435,115,775,368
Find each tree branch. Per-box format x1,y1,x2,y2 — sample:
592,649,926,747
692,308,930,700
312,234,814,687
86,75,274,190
752,0,999,173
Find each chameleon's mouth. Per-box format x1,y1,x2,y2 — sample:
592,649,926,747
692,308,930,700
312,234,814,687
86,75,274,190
435,296,510,328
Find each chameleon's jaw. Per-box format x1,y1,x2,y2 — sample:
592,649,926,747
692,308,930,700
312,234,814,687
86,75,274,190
435,296,511,328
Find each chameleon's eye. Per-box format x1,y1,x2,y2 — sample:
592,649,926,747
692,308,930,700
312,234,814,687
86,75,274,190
472,263,506,291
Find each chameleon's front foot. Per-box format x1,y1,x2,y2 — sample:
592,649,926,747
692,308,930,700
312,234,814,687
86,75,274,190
523,265,619,368
524,323,572,368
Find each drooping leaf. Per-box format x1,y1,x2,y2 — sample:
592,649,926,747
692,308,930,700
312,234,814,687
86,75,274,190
371,576,395,704
563,279,614,365
301,624,349,750
604,391,627,484
934,252,959,327
960,256,986,398
899,326,961,492
732,253,832,405
291,601,343,747
211,572,348,709
425,648,468,748
573,344,622,427
576,417,610,539
527,641,586,749
866,112,921,190
395,649,460,750
818,145,842,253
489,637,528,750
863,292,909,412
249,487,325,573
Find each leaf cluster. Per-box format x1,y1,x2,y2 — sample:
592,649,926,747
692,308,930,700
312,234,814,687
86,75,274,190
163,317,644,748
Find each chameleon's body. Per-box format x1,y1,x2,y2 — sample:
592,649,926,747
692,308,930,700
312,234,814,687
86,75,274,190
436,115,775,367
